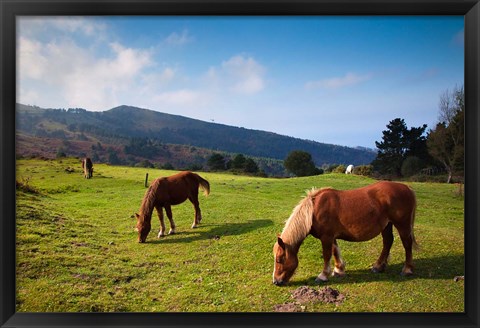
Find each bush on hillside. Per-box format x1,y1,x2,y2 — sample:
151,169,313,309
353,165,373,177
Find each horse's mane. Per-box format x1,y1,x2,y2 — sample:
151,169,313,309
281,188,326,247
139,178,164,222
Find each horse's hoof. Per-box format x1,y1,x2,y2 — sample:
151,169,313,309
400,270,414,276
168,229,175,235
400,264,414,276
315,273,329,283
191,224,198,229
332,270,345,278
372,264,386,273
157,233,165,238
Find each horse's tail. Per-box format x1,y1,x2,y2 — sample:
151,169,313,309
195,174,210,197
410,187,420,251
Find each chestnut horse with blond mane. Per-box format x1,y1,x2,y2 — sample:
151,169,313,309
135,171,210,243
273,181,418,285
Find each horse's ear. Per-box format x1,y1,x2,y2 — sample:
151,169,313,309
135,213,140,219
277,236,286,249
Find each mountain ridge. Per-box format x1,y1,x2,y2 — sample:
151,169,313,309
16,103,376,174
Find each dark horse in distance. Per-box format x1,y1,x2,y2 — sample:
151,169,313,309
82,157,93,179
273,181,418,285
136,171,210,243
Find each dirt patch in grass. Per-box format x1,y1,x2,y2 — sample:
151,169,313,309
273,286,346,312
292,286,345,304
273,303,303,312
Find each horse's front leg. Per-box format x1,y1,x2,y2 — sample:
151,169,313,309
315,239,333,283
164,204,176,235
332,240,346,277
155,206,166,238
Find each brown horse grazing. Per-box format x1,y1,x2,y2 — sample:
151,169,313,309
273,181,418,286
81,157,93,179
135,171,210,243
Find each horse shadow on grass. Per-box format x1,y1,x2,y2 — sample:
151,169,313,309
147,218,273,244
288,254,465,286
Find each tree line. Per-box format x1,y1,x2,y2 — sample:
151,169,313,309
206,153,264,176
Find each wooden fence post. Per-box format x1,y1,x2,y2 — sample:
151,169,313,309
144,173,149,188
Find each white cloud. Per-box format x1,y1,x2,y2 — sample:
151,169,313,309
68,44,153,109
305,72,372,90
17,34,154,110
165,30,192,45
49,17,106,36
159,67,175,82
108,42,152,77
17,19,266,115
17,37,47,80
140,68,176,93
17,87,41,106
18,17,107,40
213,55,266,95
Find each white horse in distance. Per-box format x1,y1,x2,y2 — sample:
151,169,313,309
345,164,354,174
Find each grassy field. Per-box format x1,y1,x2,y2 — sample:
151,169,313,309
15,158,464,312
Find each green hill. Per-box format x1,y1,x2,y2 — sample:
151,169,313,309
16,103,376,175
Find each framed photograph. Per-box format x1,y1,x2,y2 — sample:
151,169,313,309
1,0,479,327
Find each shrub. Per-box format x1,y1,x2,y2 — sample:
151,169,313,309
353,165,373,177
333,165,346,174
135,160,154,168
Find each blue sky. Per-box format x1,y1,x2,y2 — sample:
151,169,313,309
17,16,464,148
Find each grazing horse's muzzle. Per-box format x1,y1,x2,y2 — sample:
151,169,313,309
273,279,286,286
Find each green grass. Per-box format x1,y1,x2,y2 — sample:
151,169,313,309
15,158,464,312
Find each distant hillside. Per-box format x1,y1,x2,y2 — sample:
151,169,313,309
16,104,375,175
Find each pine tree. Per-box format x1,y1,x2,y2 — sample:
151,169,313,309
373,118,427,176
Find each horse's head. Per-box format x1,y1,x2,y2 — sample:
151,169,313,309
135,213,151,243
272,236,298,286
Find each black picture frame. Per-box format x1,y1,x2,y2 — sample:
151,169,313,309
1,1,479,327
